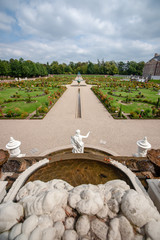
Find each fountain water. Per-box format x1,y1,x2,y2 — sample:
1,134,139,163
76,88,81,118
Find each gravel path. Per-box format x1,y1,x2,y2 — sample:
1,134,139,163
1,81,160,156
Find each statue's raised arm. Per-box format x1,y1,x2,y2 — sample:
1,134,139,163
82,131,90,139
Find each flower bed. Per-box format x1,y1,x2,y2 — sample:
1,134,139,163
0,77,67,119
92,85,160,119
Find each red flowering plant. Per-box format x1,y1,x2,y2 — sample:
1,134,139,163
104,158,111,163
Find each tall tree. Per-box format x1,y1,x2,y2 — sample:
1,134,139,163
10,58,21,77
50,61,59,74
117,61,126,74
87,61,95,74
0,60,10,76
137,61,145,76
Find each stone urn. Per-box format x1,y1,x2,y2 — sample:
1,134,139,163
6,137,25,158
136,137,151,157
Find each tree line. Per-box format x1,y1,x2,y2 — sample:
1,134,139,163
0,58,145,78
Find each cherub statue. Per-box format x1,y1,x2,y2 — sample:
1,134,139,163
71,130,90,153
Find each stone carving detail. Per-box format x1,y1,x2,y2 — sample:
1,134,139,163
0,202,23,232
71,130,90,153
121,189,160,227
0,179,160,239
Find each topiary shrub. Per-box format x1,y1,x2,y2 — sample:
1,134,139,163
118,105,122,118
35,108,40,117
0,108,4,117
45,101,49,107
26,94,31,103
144,108,151,118
156,108,160,117
156,98,160,108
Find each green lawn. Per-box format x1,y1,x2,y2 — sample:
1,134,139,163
150,79,160,84
0,88,44,102
111,98,152,113
0,77,67,118
0,88,60,113
2,101,38,113
107,88,159,101
90,75,160,118
100,88,159,114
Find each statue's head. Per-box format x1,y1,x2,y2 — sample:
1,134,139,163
76,129,80,135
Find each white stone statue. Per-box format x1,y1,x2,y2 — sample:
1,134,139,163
71,130,90,153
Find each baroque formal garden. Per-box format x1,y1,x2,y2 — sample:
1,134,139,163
0,74,160,240
0,74,160,119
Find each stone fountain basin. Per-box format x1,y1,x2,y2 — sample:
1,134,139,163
26,153,134,189
3,148,148,204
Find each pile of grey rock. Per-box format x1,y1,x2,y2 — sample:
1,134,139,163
0,179,160,240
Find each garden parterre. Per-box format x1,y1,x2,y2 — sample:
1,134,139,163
86,76,160,119
0,76,74,119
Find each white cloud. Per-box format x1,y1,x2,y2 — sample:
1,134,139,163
0,38,89,63
16,0,118,40
0,12,15,31
0,0,160,63
131,40,153,52
0,0,20,11
129,16,141,24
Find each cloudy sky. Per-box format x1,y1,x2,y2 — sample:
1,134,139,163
0,0,160,64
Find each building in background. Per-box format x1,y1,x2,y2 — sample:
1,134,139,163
143,53,160,79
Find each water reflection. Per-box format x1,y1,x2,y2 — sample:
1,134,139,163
27,159,134,188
